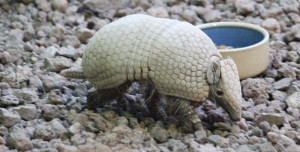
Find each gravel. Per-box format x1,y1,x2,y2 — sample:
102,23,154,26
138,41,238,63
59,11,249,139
0,0,300,151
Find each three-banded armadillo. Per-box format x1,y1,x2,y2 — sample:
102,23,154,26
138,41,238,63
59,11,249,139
61,14,242,121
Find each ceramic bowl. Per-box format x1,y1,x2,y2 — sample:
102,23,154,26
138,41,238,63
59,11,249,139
197,22,270,79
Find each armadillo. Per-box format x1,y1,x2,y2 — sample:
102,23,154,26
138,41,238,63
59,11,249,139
61,14,242,121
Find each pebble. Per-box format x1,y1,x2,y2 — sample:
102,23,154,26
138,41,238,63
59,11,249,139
42,104,62,121
241,78,269,104
267,132,295,146
272,78,293,90
256,113,287,126
13,104,38,120
75,28,95,44
235,0,255,15
6,131,33,151
0,108,21,128
286,92,300,109
57,144,78,152
207,135,229,148
203,10,222,22
50,118,68,137
69,122,84,135
164,139,187,151
261,18,281,35
259,142,277,152
52,0,68,12
0,94,19,106
150,124,169,143
147,7,169,18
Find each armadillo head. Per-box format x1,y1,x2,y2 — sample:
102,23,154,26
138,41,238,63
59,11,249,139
206,56,242,121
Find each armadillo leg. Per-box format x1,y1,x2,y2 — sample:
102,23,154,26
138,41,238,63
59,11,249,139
87,82,131,110
165,97,202,132
145,88,169,121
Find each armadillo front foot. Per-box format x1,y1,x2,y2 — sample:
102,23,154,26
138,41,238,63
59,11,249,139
165,97,202,132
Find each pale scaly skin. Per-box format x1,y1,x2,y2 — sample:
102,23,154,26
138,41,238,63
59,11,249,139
82,14,218,101
219,59,242,120
61,14,242,122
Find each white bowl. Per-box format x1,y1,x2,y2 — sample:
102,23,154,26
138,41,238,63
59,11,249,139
197,22,270,79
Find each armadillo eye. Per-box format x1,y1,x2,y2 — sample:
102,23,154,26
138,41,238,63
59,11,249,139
216,89,223,96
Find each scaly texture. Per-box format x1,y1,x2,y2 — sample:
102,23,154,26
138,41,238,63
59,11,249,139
220,59,242,116
82,14,221,102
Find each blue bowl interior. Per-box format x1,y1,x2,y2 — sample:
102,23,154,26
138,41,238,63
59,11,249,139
202,26,264,49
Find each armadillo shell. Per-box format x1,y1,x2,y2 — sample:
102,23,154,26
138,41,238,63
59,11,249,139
82,14,221,102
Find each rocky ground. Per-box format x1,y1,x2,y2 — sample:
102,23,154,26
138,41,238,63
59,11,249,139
0,0,300,151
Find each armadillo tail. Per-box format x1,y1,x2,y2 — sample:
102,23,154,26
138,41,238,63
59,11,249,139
60,68,86,79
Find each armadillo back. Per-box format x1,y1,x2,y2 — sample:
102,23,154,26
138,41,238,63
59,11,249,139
82,14,221,102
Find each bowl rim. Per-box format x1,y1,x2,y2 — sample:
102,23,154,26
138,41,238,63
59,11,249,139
196,22,269,52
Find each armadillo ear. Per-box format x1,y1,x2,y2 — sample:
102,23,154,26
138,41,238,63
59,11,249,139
207,56,221,84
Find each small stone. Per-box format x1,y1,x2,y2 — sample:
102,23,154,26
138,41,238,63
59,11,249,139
128,117,139,128
267,132,295,146
241,78,269,104
95,143,112,152
180,9,199,23
235,0,255,15
52,0,68,12
0,108,21,128
150,124,169,143
261,18,281,35
83,0,130,13
242,111,255,120
78,144,96,152
48,90,64,105
285,145,300,152
13,104,38,120
58,144,78,152
277,63,296,80
273,78,293,90
259,142,277,152
69,122,84,134
164,139,187,151
75,28,95,44
0,145,8,151
0,94,19,106
203,10,222,22
114,116,128,126
286,51,299,62
112,125,132,135
249,136,259,144
42,104,62,121
23,23,35,41
89,114,107,131
271,90,287,102
6,131,33,151
34,122,57,141
147,7,169,18
44,46,58,58
195,129,207,143
236,145,254,152
50,118,68,138
44,56,73,72
63,35,81,48
256,113,287,126
13,88,39,104
0,136,5,145
102,110,117,121
286,92,300,109
35,0,51,12
0,52,12,65
71,134,86,145
207,135,229,148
